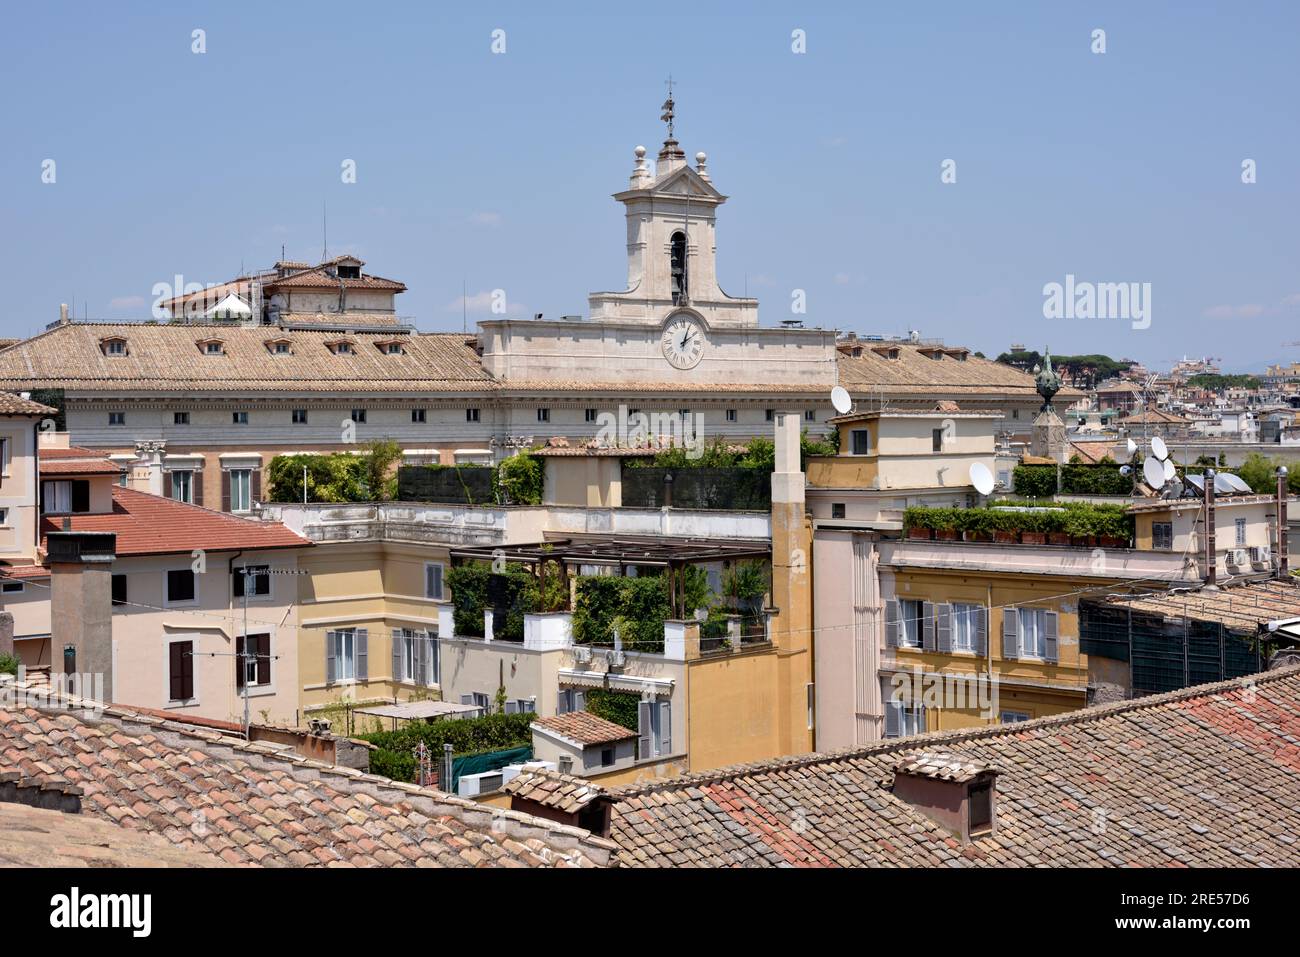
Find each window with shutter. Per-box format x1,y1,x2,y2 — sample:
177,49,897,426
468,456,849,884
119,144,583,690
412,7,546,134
169,641,194,701
356,628,368,681
424,562,445,600
975,605,988,656
256,634,271,685
921,601,935,651
884,599,899,648
235,635,246,689
936,603,952,653
1043,611,1059,663
637,701,652,759
391,629,405,683
884,698,902,738
166,569,196,604
71,480,91,513
1002,609,1019,660
326,631,337,685
657,701,671,754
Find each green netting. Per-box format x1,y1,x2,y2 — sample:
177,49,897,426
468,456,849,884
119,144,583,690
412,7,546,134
449,745,533,792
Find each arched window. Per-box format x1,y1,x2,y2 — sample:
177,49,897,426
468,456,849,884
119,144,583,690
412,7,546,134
669,231,688,304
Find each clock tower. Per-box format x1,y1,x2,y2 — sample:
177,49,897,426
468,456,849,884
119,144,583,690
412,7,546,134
587,92,758,328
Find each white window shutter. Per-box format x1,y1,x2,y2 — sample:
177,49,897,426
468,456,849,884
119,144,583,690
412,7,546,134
505,700,519,715
638,701,652,759
1002,609,1019,660
460,693,474,705
391,629,403,683
356,628,368,681
884,599,899,648
658,701,671,755
426,563,444,600
574,690,586,711
325,630,337,685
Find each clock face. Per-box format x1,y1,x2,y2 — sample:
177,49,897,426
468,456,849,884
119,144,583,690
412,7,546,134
661,314,705,370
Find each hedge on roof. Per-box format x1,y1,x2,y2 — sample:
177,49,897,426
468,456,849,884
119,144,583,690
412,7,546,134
360,711,536,783
903,501,1133,540
584,689,640,732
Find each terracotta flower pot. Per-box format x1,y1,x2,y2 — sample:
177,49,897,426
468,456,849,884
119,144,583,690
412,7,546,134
964,530,992,543
1048,533,1072,546
933,528,959,541
907,527,933,540
993,531,1017,544
1099,535,1127,548
1020,531,1047,545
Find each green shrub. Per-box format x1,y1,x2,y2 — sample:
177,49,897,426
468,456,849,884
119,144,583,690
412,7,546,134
496,452,543,505
584,689,640,732
445,561,540,641
0,653,19,676
572,574,670,651
360,711,536,783
268,451,373,502
904,502,1132,542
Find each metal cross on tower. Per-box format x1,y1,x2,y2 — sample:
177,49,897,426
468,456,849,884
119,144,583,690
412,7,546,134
661,75,676,139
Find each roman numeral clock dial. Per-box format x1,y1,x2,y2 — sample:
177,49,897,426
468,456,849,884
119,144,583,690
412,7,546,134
661,314,705,370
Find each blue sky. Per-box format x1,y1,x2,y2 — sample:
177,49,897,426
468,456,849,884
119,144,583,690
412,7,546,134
2,1,1297,371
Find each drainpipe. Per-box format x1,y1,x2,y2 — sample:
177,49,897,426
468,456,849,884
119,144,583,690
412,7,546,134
1204,468,1217,588
1277,466,1290,579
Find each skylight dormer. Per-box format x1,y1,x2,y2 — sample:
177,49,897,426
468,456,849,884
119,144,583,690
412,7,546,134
197,337,226,356
325,338,356,356
375,338,407,356
99,336,129,357
265,337,293,355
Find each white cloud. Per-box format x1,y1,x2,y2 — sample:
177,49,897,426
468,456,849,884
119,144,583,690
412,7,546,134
1203,303,1265,320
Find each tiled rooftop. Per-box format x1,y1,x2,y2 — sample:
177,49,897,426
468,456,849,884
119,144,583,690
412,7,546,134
601,667,1300,867
0,678,614,868
501,769,606,813
38,486,311,557
0,391,57,416
532,712,638,747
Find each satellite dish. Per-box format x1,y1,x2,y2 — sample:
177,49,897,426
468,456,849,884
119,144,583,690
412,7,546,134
1119,464,1132,477
1184,473,1205,493
1126,438,1138,458
969,462,995,496
1224,473,1253,494
1214,473,1236,494
1143,457,1166,489
830,386,852,415
1151,436,1168,461
1163,459,1176,482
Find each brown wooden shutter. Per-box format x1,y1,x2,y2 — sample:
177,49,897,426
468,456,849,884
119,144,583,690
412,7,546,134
251,468,262,504
256,634,271,685
221,470,231,512
235,635,245,689
163,471,173,499
169,643,184,699
193,469,204,508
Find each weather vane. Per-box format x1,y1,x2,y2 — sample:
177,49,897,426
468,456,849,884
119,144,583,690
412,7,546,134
661,75,676,139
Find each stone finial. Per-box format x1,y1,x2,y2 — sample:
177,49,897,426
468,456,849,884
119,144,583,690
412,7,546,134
631,145,651,186
695,151,709,180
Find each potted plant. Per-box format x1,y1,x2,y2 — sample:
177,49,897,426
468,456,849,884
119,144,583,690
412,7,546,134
904,507,933,540
1019,510,1047,545
931,508,960,541
962,509,992,542
991,510,1018,544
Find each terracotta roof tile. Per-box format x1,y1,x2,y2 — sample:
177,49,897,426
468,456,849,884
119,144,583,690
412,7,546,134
600,667,1300,867
532,712,638,746
0,392,57,416
38,486,310,557
0,681,614,868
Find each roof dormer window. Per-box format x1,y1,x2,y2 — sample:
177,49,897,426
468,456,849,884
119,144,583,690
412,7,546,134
326,339,356,355
197,338,225,355
265,338,292,355
101,337,128,356
376,339,406,355
337,264,361,279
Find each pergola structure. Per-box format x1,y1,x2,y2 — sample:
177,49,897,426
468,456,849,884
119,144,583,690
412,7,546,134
449,535,771,619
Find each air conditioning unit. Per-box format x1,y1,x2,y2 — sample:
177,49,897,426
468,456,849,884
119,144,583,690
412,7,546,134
307,718,332,736
1251,545,1271,568
1227,548,1250,568
608,650,627,669
457,770,505,797
573,646,593,664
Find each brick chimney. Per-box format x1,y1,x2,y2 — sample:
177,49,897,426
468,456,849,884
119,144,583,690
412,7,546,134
48,531,117,705
892,752,999,844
